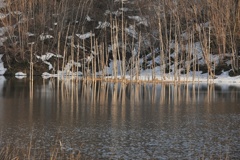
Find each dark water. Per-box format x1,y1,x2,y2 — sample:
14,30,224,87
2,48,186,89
0,77,240,159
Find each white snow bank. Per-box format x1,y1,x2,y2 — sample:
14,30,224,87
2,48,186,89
0,75,5,85
42,59,83,79
15,72,27,79
42,71,83,79
0,54,6,75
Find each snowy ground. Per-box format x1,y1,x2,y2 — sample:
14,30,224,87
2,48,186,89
0,54,6,75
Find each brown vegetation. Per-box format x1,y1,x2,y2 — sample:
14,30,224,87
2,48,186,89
0,0,240,79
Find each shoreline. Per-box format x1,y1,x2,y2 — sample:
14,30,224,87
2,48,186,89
1,73,240,87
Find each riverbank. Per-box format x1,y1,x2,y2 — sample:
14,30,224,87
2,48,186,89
0,0,240,84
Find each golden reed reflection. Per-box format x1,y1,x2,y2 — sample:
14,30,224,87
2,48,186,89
1,78,240,126
34,80,240,113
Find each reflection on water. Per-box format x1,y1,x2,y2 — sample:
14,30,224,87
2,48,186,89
0,78,240,159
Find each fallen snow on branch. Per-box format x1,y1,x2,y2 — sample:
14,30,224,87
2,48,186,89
128,16,148,26
125,25,138,39
96,21,110,29
36,52,63,70
119,8,132,12
40,33,54,41
26,32,35,37
36,52,62,61
76,32,95,40
86,15,92,21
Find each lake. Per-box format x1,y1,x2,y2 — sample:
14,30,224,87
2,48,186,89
0,77,240,159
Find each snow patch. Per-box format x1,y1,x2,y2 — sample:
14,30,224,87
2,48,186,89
42,72,53,78
114,0,129,3
76,32,95,40
26,32,35,37
15,72,27,79
39,33,54,41
0,27,9,36
0,37,7,46
36,52,63,71
0,13,8,19
36,52,62,61
119,8,132,12
12,11,22,15
86,15,92,21
128,16,148,26
125,25,138,39
98,60,122,76
0,54,6,75
104,10,122,16
54,60,82,77
96,21,110,29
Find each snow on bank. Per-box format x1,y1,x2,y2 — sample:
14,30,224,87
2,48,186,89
15,72,27,79
39,57,240,86
96,60,122,76
0,54,6,75
37,40,240,85
42,60,83,79
36,52,63,70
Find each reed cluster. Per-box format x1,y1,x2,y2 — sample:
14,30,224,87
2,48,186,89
0,0,239,82
0,143,90,160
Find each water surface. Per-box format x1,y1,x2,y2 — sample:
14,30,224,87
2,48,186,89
0,77,240,159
